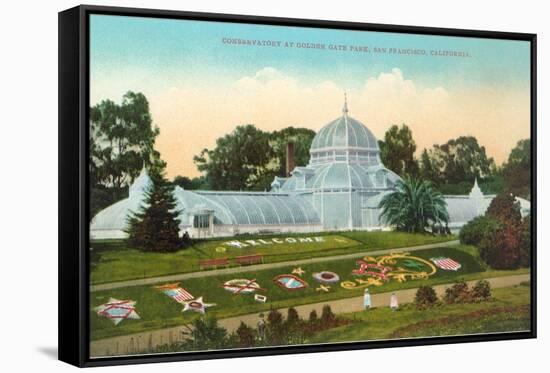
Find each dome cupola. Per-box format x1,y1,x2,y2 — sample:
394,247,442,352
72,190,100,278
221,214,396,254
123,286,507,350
309,94,381,167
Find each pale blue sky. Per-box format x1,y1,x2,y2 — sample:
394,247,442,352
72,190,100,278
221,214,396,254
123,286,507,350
90,14,530,94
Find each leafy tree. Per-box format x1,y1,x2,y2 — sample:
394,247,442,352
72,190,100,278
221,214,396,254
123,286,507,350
415,285,438,309
478,175,505,195
270,127,316,177
433,176,504,196
502,139,531,199
378,177,449,233
419,149,438,183
379,124,419,177
421,136,495,186
125,170,182,252
193,125,315,191
235,322,256,348
90,92,163,189
90,91,164,217
193,125,276,191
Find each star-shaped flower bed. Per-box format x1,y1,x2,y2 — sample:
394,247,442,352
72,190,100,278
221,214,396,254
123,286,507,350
181,296,216,314
95,298,140,325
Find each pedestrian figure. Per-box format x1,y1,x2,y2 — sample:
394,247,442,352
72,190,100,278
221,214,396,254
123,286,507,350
363,288,372,309
257,313,266,341
390,292,399,311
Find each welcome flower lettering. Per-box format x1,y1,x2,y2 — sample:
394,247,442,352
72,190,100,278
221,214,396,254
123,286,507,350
224,236,325,248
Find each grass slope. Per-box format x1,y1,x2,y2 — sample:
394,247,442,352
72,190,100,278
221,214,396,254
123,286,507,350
89,245,522,341
310,284,531,343
91,231,455,284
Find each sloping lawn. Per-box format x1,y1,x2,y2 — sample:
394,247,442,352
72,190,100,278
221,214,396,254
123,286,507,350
90,231,456,284
91,245,489,340
310,284,531,343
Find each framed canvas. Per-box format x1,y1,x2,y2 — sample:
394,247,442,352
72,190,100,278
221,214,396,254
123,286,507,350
58,4,537,367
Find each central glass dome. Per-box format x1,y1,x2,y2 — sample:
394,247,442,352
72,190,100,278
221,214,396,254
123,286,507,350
309,98,381,167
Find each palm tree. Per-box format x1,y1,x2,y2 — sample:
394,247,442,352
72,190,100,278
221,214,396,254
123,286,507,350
378,177,449,233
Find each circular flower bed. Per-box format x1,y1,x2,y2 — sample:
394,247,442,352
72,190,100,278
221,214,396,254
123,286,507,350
222,279,261,294
312,271,340,284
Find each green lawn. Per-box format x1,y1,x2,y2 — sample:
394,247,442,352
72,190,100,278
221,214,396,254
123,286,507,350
310,284,531,343
90,231,456,284
89,245,523,341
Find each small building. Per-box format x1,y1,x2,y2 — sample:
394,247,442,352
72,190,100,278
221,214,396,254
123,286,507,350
90,99,530,239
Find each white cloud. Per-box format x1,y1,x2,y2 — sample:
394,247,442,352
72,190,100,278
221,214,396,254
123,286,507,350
147,67,529,178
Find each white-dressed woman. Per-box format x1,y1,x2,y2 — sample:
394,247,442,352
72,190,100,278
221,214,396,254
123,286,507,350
363,288,372,309
390,292,399,311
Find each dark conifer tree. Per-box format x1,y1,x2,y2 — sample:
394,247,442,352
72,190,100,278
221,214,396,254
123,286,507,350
126,170,182,252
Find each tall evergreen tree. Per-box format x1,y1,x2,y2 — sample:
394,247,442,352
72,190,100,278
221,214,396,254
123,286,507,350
125,170,182,252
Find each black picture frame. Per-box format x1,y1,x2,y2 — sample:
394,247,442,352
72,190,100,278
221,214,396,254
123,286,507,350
58,4,537,368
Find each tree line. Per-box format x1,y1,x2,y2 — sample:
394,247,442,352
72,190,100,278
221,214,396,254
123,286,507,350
379,124,530,199
190,122,529,199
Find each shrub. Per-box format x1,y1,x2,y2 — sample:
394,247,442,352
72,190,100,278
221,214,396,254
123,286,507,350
235,322,256,348
415,285,438,309
188,317,228,350
320,305,336,327
286,307,300,326
471,280,491,301
444,281,471,304
459,216,499,246
464,192,529,270
308,310,318,323
266,309,285,345
479,224,523,269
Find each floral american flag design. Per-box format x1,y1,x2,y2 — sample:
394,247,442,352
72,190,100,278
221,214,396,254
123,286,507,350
155,283,194,303
430,257,462,271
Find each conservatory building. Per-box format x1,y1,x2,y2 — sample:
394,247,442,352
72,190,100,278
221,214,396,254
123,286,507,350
90,100,530,239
